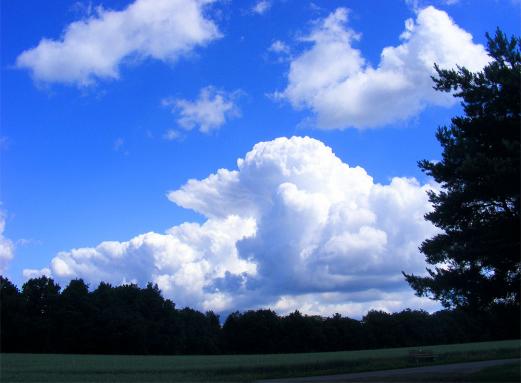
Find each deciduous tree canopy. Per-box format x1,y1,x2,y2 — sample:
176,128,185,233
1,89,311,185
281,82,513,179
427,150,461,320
1,276,518,355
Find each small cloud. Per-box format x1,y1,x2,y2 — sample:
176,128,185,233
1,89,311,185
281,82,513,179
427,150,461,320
69,1,96,17
163,129,182,141
23,268,52,280
404,0,421,11
252,0,271,15
267,40,292,63
16,238,42,247
163,86,241,134
308,2,323,12
269,40,290,54
0,210,14,274
161,97,175,107
405,0,460,11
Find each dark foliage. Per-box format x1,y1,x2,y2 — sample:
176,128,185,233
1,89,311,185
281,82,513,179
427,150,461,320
404,30,520,311
1,276,518,355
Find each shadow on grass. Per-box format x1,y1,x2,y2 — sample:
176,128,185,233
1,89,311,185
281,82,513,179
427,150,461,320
216,348,521,381
2,347,519,382
358,360,520,382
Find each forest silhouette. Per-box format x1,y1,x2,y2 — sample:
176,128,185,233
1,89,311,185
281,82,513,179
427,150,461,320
1,276,518,355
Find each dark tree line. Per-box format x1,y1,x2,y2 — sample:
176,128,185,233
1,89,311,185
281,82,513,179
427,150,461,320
1,276,220,355
1,276,518,355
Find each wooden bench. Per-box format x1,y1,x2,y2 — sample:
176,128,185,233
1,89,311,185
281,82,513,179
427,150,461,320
408,349,435,364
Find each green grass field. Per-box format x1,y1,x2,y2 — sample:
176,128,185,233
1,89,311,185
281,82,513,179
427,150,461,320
1,339,519,382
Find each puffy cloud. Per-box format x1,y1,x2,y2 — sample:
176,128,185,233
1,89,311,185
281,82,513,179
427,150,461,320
171,137,437,296
252,1,271,15
33,137,439,316
268,40,292,63
0,211,14,274
46,216,256,310
162,87,241,133
16,0,220,86
22,268,52,280
269,40,290,54
277,6,490,129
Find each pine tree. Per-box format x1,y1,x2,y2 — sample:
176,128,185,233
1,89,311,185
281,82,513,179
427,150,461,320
404,30,520,311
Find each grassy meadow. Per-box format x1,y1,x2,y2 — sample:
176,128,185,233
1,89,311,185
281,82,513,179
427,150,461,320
1,339,519,382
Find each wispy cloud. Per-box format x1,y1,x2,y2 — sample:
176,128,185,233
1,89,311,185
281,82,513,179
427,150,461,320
405,0,460,11
252,0,271,15
267,40,292,62
23,268,52,280
162,86,241,133
113,137,129,155
163,129,182,141
113,137,124,151
269,40,290,54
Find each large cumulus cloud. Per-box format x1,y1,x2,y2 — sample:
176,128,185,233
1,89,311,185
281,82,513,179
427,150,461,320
277,6,490,129
32,137,439,316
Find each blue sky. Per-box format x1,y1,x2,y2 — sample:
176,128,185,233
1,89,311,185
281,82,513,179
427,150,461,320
1,0,519,317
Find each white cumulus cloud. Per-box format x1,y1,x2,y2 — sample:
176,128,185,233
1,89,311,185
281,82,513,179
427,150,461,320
32,137,439,316
252,1,271,15
45,216,256,311
16,0,221,86
162,86,241,133
277,6,490,129
0,211,14,274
